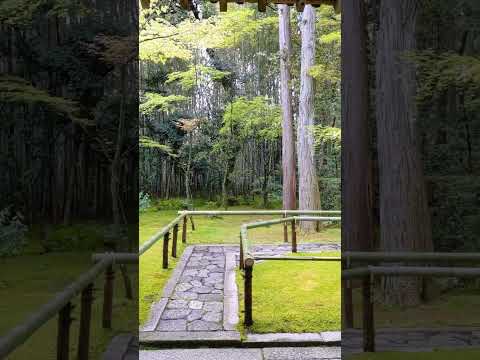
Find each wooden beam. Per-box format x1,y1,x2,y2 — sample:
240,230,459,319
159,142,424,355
258,0,267,12
180,0,190,10
296,0,305,12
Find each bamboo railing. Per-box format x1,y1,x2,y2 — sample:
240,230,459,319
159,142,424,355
342,253,480,352
239,215,341,326
0,252,138,360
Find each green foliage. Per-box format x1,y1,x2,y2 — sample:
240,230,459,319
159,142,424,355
409,51,480,111
0,207,27,257
139,192,151,213
308,63,340,84
320,30,341,44
0,0,89,26
42,224,101,252
213,7,278,48
139,136,177,157
222,97,281,140
0,76,88,124
319,177,341,210
139,93,187,114
313,126,341,151
166,65,230,91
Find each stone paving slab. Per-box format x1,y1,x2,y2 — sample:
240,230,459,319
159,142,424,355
139,330,241,346
263,346,341,360
245,332,340,346
342,327,480,354
140,347,341,360
103,334,138,360
140,348,263,360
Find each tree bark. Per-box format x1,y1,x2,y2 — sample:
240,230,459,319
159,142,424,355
278,4,297,212
375,0,433,306
341,0,373,252
297,5,321,231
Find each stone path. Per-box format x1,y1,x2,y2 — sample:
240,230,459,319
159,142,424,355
142,243,340,335
158,246,227,332
342,327,480,354
140,346,341,360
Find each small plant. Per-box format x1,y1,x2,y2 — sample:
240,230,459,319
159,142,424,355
139,191,151,212
0,207,28,257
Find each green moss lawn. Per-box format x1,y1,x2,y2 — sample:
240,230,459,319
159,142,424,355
349,286,480,329
236,251,340,333
139,206,340,325
0,250,137,359
347,349,480,360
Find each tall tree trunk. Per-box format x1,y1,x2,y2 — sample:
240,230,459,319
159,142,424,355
278,4,297,212
111,65,127,228
376,0,433,306
297,5,321,231
341,0,373,252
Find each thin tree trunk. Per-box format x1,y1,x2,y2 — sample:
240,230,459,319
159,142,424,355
278,4,297,212
297,5,321,232
376,0,433,306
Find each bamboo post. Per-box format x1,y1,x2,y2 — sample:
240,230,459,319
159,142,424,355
258,0,266,12
220,0,227,12
244,260,254,326
182,216,187,243
283,213,288,243
239,233,244,270
291,219,297,253
342,260,354,328
172,224,178,258
57,302,72,360
362,276,375,352
102,265,114,329
78,283,94,360
162,232,170,269
190,216,195,231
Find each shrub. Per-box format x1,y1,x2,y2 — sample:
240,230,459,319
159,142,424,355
139,191,151,212
0,207,28,257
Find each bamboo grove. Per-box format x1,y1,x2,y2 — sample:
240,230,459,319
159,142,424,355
139,1,341,209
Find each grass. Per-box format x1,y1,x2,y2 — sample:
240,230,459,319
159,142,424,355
346,349,480,359
349,286,480,329
236,251,341,334
139,206,340,326
0,251,137,359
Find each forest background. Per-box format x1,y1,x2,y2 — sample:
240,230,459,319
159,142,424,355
139,1,341,211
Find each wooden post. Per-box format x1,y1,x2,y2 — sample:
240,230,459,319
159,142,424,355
172,224,178,258
220,0,227,12
362,276,375,352
291,220,297,253
283,214,288,243
57,302,72,360
78,283,94,360
182,216,187,243
244,262,254,326
239,234,244,270
344,282,354,329
342,260,354,328
190,216,195,231
102,265,114,329
258,0,266,12
163,232,170,269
